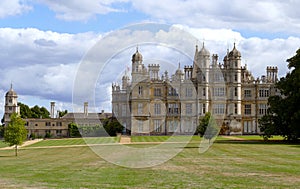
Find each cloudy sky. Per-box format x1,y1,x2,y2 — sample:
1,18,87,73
0,0,300,117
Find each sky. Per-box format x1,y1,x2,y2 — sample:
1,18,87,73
0,0,300,117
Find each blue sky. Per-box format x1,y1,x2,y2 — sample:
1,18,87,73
0,2,148,34
0,0,300,117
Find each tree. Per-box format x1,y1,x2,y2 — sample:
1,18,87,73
196,112,219,143
58,110,68,118
259,48,300,140
196,112,211,136
103,118,124,136
68,123,81,137
0,124,4,137
4,113,27,156
18,102,50,119
40,107,50,118
18,102,32,118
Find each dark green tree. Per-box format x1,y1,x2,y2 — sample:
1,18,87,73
68,123,81,137
18,102,50,119
4,113,28,156
196,112,219,143
28,105,50,118
30,105,41,118
18,102,32,118
196,112,211,136
104,118,124,136
259,48,300,140
0,124,4,137
40,107,50,118
58,110,68,118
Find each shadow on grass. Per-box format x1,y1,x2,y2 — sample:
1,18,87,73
215,139,300,145
0,155,17,157
180,139,300,149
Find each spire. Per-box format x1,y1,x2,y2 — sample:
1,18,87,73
198,41,210,56
136,44,139,52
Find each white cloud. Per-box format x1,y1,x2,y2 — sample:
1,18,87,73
26,1,300,35
38,0,129,21
0,0,31,18
0,27,99,117
0,28,99,68
130,0,300,35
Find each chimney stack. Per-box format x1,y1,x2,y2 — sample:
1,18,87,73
50,102,55,118
84,102,88,116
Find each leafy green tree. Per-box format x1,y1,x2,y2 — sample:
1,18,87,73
104,118,124,136
196,112,211,136
30,105,41,118
30,105,50,118
4,113,27,156
58,110,68,118
18,102,32,118
259,49,300,140
0,124,4,137
68,123,81,137
40,107,50,118
18,102,50,119
196,112,219,143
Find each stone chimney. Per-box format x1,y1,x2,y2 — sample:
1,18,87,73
84,102,88,117
50,102,55,118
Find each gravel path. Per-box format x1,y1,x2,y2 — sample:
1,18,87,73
221,136,246,140
0,139,43,150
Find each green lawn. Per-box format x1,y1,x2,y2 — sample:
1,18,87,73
232,135,284,140
131,135,201,142
131,135,280,142
0,141,9,148
27,137,118,147
0,137,299,188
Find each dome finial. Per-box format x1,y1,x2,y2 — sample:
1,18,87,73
136,44,139,52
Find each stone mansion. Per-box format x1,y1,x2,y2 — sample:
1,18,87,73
112,43,278,135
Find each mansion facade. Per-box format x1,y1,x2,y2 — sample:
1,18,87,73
3,86,111,138
112,44,278,135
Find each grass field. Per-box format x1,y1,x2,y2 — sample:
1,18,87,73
0,141,9,148
0,136,299,188
27,137,118,147
131,135,202,142
233,135,285,140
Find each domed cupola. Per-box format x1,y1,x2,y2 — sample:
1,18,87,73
228,43,241,58
5,84,17,97
198,42,210,57
131,47,143,63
